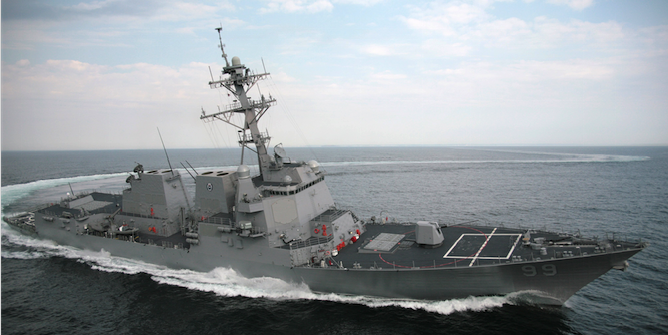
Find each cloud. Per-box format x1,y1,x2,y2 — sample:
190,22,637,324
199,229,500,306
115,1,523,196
369,71,407,81
532,17,624,46
400,1,491,36
2,0,667,149
1,1,239,62
361,44,400,56
547,0,595,11
420,39,472,57
259,0,334,14
399,2,626,54
334,0,383,5
263,54,666,146
1,0,60,21
257,0,383,13
2,0,234,22
1,0,160,21
1,59,222,150
151,2,236,22
470,17,531,42
68,0,127,11
445,59,616,82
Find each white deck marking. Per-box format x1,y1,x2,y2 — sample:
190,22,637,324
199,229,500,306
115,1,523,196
442,233,468,258
469,228,497,267
503,234,524,261
443,233,523,260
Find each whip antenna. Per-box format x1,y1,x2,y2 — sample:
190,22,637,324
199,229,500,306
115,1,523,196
215,27,230,67
157,127,174,176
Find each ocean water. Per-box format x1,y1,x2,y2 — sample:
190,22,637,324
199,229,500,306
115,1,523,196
2,146,667,334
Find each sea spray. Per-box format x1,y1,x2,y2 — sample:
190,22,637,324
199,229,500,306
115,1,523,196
3,222,513,315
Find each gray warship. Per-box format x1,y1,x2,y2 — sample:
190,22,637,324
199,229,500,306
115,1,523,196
3,29,646,305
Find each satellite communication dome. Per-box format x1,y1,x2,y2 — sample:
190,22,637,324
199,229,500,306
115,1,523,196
231,56,241,66
307,160,320,173
237,165,251,179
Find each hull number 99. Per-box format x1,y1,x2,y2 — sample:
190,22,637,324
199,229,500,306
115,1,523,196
522,264,557,277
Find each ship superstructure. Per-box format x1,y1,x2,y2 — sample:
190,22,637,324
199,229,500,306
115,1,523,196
195,27,364,267
3,28,646,304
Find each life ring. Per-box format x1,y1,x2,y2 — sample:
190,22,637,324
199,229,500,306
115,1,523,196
314,228,320,234
325,251,330,256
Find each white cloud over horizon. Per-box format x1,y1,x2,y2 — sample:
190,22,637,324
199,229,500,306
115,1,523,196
2,0,668,151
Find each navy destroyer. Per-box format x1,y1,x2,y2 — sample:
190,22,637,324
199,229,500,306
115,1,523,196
3,28,646,304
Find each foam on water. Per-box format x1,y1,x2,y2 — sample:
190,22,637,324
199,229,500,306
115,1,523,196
319,152,649,168
1,173,513,315
2,149,646,211
2,223,513,315
150,266,512,314
0,151,649,318
1,173,127,210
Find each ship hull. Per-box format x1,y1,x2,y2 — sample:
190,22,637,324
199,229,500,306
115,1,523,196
18,217,641,304
293,249,640,304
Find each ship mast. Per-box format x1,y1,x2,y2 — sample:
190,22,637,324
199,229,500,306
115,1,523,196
201,27,276,178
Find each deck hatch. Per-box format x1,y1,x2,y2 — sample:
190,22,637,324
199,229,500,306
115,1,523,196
362,233,404,252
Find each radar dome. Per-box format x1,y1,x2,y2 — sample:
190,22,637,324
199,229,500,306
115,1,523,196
282,175,293,184
231,56,241,66
237,165,250,179
307,160,320,173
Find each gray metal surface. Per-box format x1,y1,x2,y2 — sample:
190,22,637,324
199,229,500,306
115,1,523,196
363,233,404,252
2,28,647,305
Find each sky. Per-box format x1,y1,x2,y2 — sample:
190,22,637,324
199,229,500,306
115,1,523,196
2,0,667,151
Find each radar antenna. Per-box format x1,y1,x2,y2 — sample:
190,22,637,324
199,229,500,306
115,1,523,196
215,27,230,67
201,28,276,178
